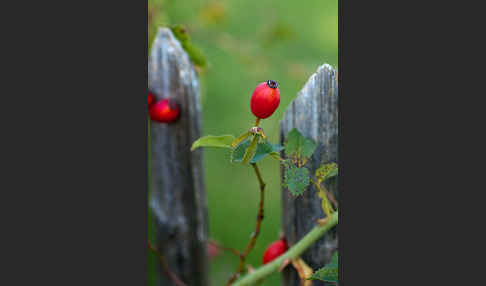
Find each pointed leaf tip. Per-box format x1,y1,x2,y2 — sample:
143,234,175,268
191,135,235,151
308,251,338,282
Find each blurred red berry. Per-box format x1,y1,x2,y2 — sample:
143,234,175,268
250,80,280,119
149,98,180,123
262,239,288,264
207,242,222,260
148,92,155,107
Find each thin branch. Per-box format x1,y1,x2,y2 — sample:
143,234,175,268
232,211,338,286
226,162,266,285
148,241,187,286
209,240,241,257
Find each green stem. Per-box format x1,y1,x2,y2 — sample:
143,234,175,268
255,118,261,127
233,211,338,286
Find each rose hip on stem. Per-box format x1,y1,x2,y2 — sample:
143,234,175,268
262,238,288,264
149,98,180,123
250,80,280,119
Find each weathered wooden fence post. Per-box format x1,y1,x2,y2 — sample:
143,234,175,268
148,27,209,286
280,64,338,286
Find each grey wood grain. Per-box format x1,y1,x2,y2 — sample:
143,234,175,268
148,27,209,286
280,64,338,286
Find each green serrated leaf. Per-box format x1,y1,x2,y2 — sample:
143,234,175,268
250,140,274,163
302,138,317,158
191,135,235,151
284,128,301,156
231,140,250,163
284,128,317,160
271,143,285,153
315,163,338,184
283,163,310,196
231,140,283,164
242,136,259,164
308,251,338,282
309,266,338,282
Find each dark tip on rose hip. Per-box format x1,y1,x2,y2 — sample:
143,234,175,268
266,80,278,89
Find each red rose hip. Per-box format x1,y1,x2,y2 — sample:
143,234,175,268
262,239,288,264
149,98,180,123
207,242,222,260
148,91,155,107
250,80,280,119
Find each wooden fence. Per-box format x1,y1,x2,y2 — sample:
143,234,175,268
280,64,338,286
148,27,338,286
148,27,209,286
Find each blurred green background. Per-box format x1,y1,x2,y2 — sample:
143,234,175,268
148,0,337,285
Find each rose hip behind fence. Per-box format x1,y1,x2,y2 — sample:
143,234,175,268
148,27,209,286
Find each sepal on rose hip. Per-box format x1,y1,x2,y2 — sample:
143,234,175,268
250,80,281,119
149,98,180,123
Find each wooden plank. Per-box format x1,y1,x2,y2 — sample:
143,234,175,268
148,27,208,286
280,64,339,286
